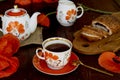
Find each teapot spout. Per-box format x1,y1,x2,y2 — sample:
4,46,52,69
29,12,40,33
0,14,4,21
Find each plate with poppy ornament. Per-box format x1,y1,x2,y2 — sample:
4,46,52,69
32,52,79,75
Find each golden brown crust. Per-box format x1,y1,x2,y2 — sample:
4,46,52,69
112,12,120,21
92,15,120,35
81,25,109,41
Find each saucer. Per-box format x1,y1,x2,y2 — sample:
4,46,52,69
32,52,79,75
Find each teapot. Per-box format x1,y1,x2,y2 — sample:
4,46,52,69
0,5,40,41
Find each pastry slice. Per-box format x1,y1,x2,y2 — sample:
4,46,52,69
92,15,120,35
112,12,120,21
81,25,108,41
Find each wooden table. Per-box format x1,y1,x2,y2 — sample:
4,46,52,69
0,0,120,80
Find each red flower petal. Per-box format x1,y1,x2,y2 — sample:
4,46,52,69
98,52,120,73
2,33,20,54
32,0,43,3
0,58,9,71
43,0,58,3
0,55,19,78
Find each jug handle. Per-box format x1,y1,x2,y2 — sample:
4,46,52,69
0,29,3,32
76,5,84,18
0,14,3,33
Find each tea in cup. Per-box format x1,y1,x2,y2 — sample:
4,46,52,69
56,0,84,27
36,37,72,70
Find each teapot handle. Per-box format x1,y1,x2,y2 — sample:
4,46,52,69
76,5,84,18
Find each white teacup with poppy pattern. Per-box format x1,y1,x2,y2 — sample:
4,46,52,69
56,0,84,27
36,37,72,70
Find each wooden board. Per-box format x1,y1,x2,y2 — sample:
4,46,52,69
73,30,120,55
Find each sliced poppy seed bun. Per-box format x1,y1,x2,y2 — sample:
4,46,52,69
112,12,120,21
81,25,108,41
92,15,120,35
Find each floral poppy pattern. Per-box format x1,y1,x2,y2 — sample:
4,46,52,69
65,9,76,21
45,52,59,60
6,21,25,35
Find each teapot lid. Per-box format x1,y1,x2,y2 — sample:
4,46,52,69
6,5,26,16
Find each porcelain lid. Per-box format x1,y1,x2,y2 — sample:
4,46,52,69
6,5,26,16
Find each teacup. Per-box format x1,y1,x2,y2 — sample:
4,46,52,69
56,0,84,27
36,37,72,70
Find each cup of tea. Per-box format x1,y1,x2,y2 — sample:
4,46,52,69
56,0,84,27
36,37,72,70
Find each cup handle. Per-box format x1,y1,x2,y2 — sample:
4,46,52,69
76,5,84,18
36,48,45,60
0,14,3,33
